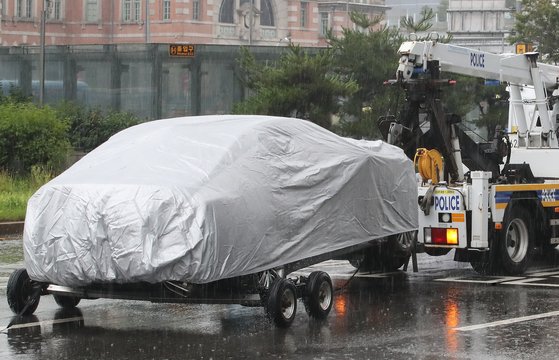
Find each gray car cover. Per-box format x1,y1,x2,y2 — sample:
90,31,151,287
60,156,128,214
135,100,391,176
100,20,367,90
24,115,418,285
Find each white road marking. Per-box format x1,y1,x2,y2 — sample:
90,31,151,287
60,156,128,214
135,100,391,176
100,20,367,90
503,277,559,287
454,310,559,332
6,316,84,330
435,276,523,284
526,270,559,277
355,271,400,278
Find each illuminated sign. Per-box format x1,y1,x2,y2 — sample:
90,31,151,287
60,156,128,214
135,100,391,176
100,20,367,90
515,43,534,54
169,44,195,57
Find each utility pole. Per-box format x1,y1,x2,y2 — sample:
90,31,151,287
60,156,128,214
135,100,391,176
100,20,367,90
248,0,253,45
145,0,150,43
39,0,50,106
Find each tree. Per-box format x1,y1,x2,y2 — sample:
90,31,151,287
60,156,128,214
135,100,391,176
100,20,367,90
511,0,559,63
234,45,358,129
472,83,509,140
400,7,435,33
327,12,404,139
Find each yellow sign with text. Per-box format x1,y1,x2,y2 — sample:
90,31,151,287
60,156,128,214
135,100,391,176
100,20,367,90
515,43,534,54
169,44,195,57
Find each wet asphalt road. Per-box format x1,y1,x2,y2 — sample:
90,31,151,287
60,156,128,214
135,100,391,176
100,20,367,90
2,240,559,359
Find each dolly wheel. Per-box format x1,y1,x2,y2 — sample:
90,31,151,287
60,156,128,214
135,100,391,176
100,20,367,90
303,271,333,319
53,295,81,309
7,269,41,315
266,278,297,328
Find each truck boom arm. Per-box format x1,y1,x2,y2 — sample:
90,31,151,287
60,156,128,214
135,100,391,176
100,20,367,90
397,41,559,90
389,40,559,182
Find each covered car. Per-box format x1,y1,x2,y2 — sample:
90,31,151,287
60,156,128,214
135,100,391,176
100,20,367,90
24,115,417,286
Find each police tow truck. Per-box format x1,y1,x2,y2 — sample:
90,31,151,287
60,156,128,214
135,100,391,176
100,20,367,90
382,38,559,275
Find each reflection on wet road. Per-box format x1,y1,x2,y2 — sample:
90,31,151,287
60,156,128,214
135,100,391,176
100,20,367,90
2,249,559,359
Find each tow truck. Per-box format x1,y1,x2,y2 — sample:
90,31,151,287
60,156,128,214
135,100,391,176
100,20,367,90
382,39,559,275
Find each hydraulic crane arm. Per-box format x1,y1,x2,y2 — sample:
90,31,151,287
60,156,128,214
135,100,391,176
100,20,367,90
397,41,559,140
397,41,559,90
388,40,559,183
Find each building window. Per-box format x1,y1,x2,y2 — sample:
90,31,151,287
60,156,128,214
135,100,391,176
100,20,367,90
123,0,130,21
133,0,140,21
219,0,274,26
219,0,234,23
162,0,170,20
260,0,273,26
48,0,62,20
25,0,31,17
193,0,200,20
320,12,329,36
16,0,23,17
1,0,6,16
123,0,141,22
300,1,307,28
85,0,98,22
16,0,34,18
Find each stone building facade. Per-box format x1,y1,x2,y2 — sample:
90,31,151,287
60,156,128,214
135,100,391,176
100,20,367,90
0,0,388,47
447,0,515,52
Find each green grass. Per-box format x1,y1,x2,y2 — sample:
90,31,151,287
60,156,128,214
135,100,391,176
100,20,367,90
0,167,52,221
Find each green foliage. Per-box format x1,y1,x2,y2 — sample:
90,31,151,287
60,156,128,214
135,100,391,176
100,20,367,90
400,7,435,33
511,0,559,63
0,103,70,173
442,74,479,117
234,45,358,129
472,84,509,139
56,101,142,151
0,84,32,105
442,75,509,139
327,13,403,139
0,167,53,221
334,89,401,139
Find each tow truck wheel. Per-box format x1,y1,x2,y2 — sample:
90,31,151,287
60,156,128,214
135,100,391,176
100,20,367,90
7,269,40,315
303,271,333,319
499,205,533,275
53,294,81,309
384,231,415,270
266,278,297,328
350,232,415,272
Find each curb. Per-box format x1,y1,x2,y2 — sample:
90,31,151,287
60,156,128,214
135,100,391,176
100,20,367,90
0,221,24,240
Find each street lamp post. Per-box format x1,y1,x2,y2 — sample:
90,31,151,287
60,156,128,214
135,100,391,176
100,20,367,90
39,0,50,107
145,0,150,43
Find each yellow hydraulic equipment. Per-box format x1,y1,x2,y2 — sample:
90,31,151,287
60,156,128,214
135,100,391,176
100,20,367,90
414,148,444,184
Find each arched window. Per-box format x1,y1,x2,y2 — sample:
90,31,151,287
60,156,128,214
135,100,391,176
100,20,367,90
260,0,273,26
219,0,234,23
219,0,274,26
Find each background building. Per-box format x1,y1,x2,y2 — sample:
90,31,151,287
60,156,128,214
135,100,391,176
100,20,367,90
0,0,388,47
447,0,515,53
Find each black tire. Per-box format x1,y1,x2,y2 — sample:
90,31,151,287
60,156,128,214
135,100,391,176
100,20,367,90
348,250,378,272
7,269,40,315
265,279,297,328
350,232,415,272
498,205,533,275
383,231,414,271
470,256,497,275
303,271,333,319
469,240,501,275
53,294,81,309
